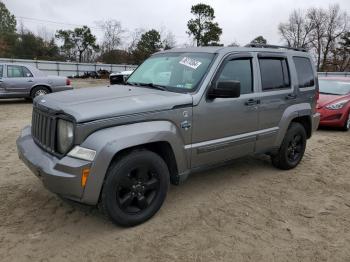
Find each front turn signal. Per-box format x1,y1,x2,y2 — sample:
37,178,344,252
81,168,90,187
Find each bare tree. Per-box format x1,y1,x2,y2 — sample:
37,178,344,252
37,26,54,42
279,5,349,71
278,9,314,48
306,7,328,70
97,19,125,53
127,28,145,53
227,41,240,47
161,31,176,50
320,5,348,71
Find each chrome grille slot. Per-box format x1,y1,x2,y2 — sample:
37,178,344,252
31,107,56,153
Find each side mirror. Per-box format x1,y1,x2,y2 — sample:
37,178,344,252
208,80,241,99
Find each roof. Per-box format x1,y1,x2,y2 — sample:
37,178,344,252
157,46,309,56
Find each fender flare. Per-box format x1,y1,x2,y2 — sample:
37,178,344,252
79,120,189,204
274,103,312,147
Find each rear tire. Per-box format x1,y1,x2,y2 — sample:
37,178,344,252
271,122,307,170
100,150,170,227
31,86,50,99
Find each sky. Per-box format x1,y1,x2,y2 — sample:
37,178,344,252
3,0,350,47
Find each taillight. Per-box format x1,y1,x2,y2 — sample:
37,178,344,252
316,89,319,100
66,78,71,86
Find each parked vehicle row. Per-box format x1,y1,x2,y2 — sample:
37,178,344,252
17,45,320,227
0,63,72,99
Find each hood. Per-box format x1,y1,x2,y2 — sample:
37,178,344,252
34,85,193,123
317,93,350,108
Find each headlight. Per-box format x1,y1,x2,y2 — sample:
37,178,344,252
325,100,349,110
57,119,74,154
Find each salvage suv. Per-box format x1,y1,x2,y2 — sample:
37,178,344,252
17,45,320,227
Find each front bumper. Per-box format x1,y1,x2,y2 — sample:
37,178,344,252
16,126,91,202
317,107,348,127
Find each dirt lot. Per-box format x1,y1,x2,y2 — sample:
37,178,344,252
0,79,350,261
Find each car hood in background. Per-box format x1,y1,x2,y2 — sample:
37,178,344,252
317,93,350,108
34,85,193,123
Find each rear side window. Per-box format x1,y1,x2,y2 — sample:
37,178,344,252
7,65,33,78
0,65,3,78
259,58,290,91
293,57,315,88
217,59,253,94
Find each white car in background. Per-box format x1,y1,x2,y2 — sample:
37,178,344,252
109,70,134,85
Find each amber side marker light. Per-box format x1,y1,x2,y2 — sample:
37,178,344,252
81,168,91,187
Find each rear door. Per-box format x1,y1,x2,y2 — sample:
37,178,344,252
2,65,34,94
191,53,260,168
255,53,296,152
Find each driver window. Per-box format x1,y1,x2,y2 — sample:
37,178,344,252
217,59,253,94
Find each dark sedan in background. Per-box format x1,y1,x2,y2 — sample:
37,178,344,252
0,63,73,99
317,77,350,131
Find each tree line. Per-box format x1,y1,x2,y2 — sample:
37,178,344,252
0,1,349,71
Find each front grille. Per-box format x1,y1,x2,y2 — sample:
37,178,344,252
31,107,56,153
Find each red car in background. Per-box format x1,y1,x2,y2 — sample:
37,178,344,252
317,77,350,131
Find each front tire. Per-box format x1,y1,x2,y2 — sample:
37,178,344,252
101,150,170,227
271,122,307,170
342,112,350,131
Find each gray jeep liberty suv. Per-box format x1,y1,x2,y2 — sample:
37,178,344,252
17,45,320,227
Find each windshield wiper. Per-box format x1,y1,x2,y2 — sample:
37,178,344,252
125,82,137,86
129,82,167,91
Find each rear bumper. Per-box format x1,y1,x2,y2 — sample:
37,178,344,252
17,126,91,202
312,112,321,133
53,85,73,92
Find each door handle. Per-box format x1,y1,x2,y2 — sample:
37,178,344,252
285,94,297,100
245,99,260,106
27,79,34,82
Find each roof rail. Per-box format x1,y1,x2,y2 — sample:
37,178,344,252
245,43,307,52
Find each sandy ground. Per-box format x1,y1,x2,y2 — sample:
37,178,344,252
0,79,350,261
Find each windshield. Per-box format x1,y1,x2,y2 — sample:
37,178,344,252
127,52,215,92
319,79,350,95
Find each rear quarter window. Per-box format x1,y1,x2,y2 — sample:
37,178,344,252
293,57,315,88
0,65,3,77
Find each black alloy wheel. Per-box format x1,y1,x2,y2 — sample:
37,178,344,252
101,150,169,227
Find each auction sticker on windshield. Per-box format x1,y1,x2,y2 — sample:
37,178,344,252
179,57,202,69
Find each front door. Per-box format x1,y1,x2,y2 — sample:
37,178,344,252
190,54,260,168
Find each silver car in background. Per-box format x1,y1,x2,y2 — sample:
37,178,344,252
0,63,73,99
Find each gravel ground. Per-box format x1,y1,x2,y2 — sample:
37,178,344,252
0,79,349,262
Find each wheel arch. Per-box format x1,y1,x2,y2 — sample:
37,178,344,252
275,103,313,147
79,121,189,205
30,85,52,96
